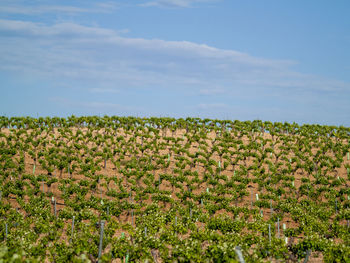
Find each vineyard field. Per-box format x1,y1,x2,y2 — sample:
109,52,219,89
0,116,350,262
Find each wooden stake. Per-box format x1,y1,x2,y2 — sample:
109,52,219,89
234,246,245,263
98,220,105,262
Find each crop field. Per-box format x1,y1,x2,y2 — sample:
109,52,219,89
0,116,350,262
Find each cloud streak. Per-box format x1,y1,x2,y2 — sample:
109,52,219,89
0,18,349,124
50,97,143,115
0,18,347,94
197,103,229,110
140,0,219,8
199,87,225,95
89,88,120,94
0,1,118,15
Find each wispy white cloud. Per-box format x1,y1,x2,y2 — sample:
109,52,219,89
197,103,229,110
0,1,348,125
0,19,116,37
50,97,142,114
0,5,92,15
81,101,138,111
0,18,349,107
199,87,225,95
0,1,118,15
89,88,120,94
140,0,219,8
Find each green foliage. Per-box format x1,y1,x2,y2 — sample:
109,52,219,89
0,116,349,261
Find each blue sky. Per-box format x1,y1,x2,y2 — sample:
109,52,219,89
0,0,349,125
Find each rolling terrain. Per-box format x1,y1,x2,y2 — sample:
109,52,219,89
1,116,350,262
